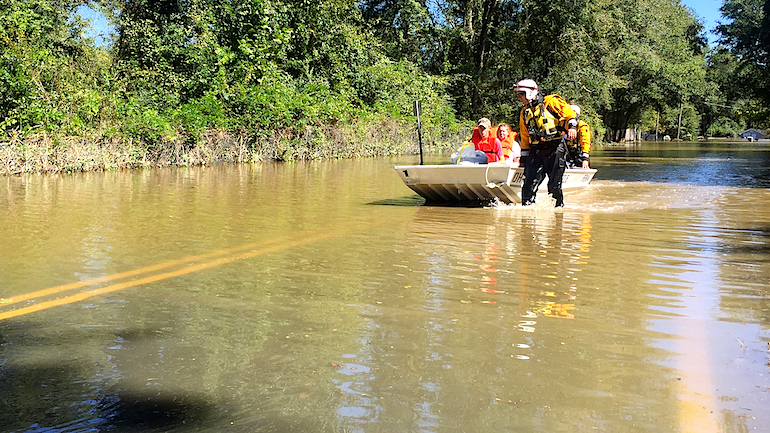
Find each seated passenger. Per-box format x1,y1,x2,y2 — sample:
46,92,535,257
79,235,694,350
497,123,521,166
472,118,503,163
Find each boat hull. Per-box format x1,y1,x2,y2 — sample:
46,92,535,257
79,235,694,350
394,164,596,204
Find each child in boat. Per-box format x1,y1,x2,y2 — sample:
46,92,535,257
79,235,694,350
497,123,521,167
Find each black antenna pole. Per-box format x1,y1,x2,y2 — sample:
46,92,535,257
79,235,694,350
413,101,423,165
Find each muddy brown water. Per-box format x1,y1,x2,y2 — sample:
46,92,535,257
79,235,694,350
1,141,769,432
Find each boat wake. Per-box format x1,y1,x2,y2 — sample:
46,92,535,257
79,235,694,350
549,181,737,213
488,180,741,214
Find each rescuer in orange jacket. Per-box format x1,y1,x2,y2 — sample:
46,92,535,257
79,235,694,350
472,117,503,163
516,79,577,207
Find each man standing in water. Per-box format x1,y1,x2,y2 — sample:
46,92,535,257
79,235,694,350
515,79,577,207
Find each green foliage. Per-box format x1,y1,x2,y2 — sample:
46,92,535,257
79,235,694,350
169,92,229,143
3,0,762,170
585,0,708,136
2,0,458,155
716,0,770,127
118,99,177,148
0,0,115,136
108,0,455,138
707,116,744,137
718,0,769,66
357,0,715,139
283,0,381,87
673,104,700,139
352,60,437,116
635,103,701,139
733,98,770,129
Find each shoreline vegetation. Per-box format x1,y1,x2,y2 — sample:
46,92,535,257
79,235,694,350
0,123,463,176
2,0,768,177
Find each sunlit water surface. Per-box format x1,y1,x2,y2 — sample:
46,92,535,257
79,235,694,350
1,141,769,432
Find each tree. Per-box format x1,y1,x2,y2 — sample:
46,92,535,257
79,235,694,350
0,0,111,134
358,0,438,66
113,0,293,110
717,0,770,127
589,0,708,138
359,0,714,139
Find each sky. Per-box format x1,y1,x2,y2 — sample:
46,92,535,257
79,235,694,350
680,0,724,45
75,5,112,46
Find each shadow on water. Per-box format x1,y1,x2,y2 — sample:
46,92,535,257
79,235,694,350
709,225,770,258
366,196,425,206
368,197,501,208
368,195,510,208
0,368,218,433
0,325,219,432
102,390,217,432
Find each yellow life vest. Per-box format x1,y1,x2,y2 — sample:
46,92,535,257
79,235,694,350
523,102,562,143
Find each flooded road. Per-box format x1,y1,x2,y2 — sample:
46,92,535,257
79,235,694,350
1,141,769,432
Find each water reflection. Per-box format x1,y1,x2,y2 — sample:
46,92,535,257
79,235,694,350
329,207,631,431
596,141,770,187
641,204,770,432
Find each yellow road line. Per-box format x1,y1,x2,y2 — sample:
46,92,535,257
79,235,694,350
1,234,308,307
0,231,337,321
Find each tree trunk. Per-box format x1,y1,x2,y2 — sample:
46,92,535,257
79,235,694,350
475,0,499,74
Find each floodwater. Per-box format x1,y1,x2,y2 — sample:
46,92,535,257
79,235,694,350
1,141,768,432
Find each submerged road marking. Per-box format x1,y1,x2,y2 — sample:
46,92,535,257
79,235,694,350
0,231,337,321
0,234,312,307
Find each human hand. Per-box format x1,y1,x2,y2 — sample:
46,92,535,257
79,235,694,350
582,160,590,169
567,128,577,140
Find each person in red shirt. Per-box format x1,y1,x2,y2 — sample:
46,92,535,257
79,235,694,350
471,118,503,163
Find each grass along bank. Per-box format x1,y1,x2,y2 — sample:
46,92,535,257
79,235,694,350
0,120,463,176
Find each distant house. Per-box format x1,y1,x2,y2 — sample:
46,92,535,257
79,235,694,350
741,129,765,140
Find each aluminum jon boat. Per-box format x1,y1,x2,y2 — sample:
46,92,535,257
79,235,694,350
394,164,597,205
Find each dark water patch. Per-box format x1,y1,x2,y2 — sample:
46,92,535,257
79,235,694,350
104,390,217,431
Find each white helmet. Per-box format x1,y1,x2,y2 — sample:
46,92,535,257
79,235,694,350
571,105,581,117
515,79,539,101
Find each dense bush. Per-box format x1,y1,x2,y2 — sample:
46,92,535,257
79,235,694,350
707,117,743,137
0,0,458,173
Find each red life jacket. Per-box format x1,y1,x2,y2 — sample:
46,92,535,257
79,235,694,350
471,127,501,163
